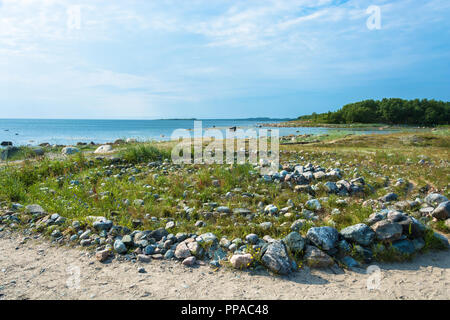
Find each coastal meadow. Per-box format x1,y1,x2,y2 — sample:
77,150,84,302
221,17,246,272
0,128,448,275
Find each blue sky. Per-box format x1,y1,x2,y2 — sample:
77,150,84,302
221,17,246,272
1,0,449,119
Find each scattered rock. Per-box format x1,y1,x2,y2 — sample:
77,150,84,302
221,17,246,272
61,147,79,155
283,232,305,254
96,250,110,262
432,201,450,220
306,226,339,251
340,223,375,246
114,240,127,254
304,245,334,268
261,240,292,275
230,253,253,269
425,193,448,206
392,239,415,255
371,220,403,242
182,256,196,266
94,145,113,154
380,192,398,202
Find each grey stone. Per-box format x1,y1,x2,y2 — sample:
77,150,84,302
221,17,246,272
341,256,360,268
304,245,334,268
290,219,305,232
432,201,450,220
217,206,231,213
324,181,339,193
261,240,292,275
380,192,398,202
93,219,113,231
371,220,403,242
137,254,151,263
283,231,305,254
182,256,196,266
25,204,45,215
306,226,339,251
114,240,127,254
245,233,259,244
397,216,426,238
340,223,375,246
425,193,448,206
164,249,175,259
61,147,79,155
305,199,321,211
392,239,415,255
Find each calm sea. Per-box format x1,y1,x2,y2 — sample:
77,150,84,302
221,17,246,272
0,119,392,146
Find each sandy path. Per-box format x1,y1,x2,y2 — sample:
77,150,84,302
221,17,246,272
0,230,448,300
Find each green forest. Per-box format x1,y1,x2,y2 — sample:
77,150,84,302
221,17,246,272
298,98,450,126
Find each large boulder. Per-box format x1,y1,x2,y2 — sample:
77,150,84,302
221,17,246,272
304,245,334,268
371,220,403,242
61,147,79,155
306,226,339,251
261,240,292,275
340,223,375,246
432,201,450,220
94,145,113,154
283,232,305,254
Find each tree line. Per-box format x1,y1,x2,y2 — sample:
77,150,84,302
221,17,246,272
298,98,450,126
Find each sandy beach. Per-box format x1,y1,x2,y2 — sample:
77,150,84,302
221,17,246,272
1,230,448,300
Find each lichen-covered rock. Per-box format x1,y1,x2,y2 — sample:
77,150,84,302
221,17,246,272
340,223,375,246
61,147,79,155
304,245,334,268
425,193,448,206
371,220,403,242
261,240,292,275
306,226,339,251
283,232,305,254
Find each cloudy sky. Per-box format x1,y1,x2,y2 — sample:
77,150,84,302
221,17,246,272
1,0,449,119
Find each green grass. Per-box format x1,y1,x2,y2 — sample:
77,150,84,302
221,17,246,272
119,143,171,163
